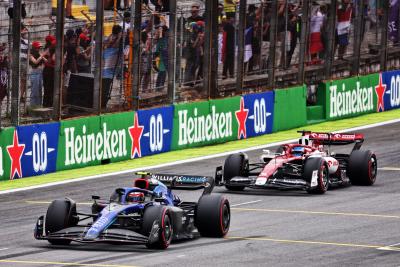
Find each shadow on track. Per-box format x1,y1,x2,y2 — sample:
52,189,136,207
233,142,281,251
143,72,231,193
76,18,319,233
31,234,250,255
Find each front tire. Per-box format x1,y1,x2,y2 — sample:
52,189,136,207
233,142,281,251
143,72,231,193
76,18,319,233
304,158,329,194
142,206,173,249
348,150,377,185
223,153,248,191
196,195,230,237
45,199,77,245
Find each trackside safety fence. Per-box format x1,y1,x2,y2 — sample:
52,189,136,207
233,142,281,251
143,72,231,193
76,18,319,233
1,70,399,181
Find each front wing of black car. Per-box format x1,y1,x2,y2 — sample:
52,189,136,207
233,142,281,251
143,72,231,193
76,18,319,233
34,216,159,245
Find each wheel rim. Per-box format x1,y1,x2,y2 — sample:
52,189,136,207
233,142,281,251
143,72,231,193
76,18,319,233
369,157,377,182
163,215,172,242
221,203,230,232
321,165,329,189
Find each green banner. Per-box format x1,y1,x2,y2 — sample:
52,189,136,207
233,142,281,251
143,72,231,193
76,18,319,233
359,73,379,113
0,127,15,181
172,96,242,150
100,112,134,163
273,85,307,132
323,74,379,120
57,112,134,171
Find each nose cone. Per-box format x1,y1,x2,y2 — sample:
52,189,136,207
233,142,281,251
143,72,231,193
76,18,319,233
84,215,111,240
84,228,99,240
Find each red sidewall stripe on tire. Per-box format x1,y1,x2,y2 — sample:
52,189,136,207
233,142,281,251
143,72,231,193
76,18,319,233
160,208,171,248
219,198,229,236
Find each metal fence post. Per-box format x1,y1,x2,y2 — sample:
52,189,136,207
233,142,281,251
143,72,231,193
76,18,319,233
178,9,184,88
324,0,337,80
380,0,389,72
351,0,365,75
53,0,65,120
210,0,219,99
93,0,104,114
203,0,212,98
131,0,141,110
204,0,218,98
167,1,177,103
267,0,278,88
236,0,246,93
297,0,310,84
258,1,264,74
11,0,21,126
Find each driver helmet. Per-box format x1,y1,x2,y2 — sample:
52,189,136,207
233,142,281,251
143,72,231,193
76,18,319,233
292,146,306,157
127,192,145,203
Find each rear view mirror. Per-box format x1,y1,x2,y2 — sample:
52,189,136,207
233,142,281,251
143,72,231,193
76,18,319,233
92,195,100,200
116,188,125,196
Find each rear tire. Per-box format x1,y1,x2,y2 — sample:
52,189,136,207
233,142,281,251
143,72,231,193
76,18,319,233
196,195,230,237
304,158,329,194
45,199,77,245
142,206,173,249
348,150,377,186
223,153,248,191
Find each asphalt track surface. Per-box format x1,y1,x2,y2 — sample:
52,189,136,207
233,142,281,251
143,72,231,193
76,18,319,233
0,123,400,267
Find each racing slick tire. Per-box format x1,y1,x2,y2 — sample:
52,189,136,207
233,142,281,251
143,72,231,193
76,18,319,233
142,206,173,249
195,194,230,237
223,153,248,191
348,150,377,186
304,158,329,194
45,199,78,245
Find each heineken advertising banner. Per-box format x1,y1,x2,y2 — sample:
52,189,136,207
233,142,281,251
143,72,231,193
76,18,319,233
0,127,15,181
322,74,379,120
6,70,400,181
57,107,175,172
273,86,307,132
137,106,174,157
57,116,103,171
17,123,60,178
172,100,211,150
172,96,251,150
243,91,274,138
380,70,400,112
99,111,136,163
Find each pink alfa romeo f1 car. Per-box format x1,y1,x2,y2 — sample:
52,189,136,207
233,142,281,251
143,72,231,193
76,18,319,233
215,131,377,194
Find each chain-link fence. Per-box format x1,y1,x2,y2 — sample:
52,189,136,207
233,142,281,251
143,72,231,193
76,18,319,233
2,0,400,127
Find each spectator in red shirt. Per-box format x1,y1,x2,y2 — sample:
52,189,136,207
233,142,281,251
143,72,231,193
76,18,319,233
336,0,352,59
309,4,325,64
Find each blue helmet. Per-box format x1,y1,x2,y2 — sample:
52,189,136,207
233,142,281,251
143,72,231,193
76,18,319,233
292,146,305,157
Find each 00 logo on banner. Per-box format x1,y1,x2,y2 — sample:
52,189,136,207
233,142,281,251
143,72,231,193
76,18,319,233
390,75,400,107
149,114,164,152
32,132,48,173
254,98,267,134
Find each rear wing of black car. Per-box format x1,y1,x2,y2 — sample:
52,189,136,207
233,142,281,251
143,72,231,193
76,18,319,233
136,172,215,195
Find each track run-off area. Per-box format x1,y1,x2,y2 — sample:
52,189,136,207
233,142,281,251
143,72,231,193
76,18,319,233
0,122,399,266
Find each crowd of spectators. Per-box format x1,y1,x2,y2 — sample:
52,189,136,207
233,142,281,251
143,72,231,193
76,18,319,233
1,0,400,113
227,0,399,73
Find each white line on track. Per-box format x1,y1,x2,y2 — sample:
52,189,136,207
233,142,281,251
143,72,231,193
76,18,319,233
230,200,262,207
0,248,8,251
377,242,400,251
378,167,400,171
1,118,400,195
